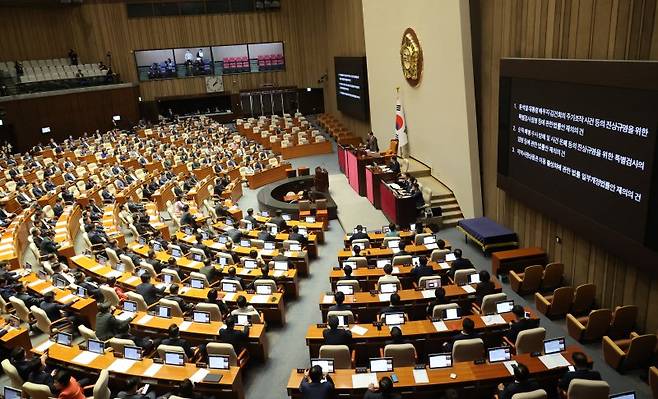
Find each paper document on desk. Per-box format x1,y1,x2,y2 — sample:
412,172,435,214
28,280,42,288
352,373,378,389
116,312,134,322
190,368,209,383
222,293,236,301
273,270,286,277
413,368,429,384
40,286,55,295
72,351,100,365
425,243,438,250
503,360,518,375
433,321,448,332
438,262,451,270
350,325,368,336
124,276,139,285
445,253,456,262
35,340,55,353
421,290,435,299
250,294,269,304
143,363,162,377
136,315,153,325
378,293,392,302
482,314,506,326
106,270,123,279
108,358,136,373
179,321,192,331
389,183,401,190
392,267,400,274
90,265,104,272
60,294,76,303
461,285,476,294
322,295,334,304
539,353,570,369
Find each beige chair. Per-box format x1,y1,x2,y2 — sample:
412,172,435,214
78,325,99,340
9,296,33,325
92,369,111,399
540,262,563,291
220,278,243,292
512,389,547,399
607,305,638,339
126,292,150,312
382,237,400,248
319,344,354,369
383,343,417,367
352,238,371,249
1,359,24,388
161,268,182,284
254,279,277,294
452,338,484,362
453,268,477,285
0,295,10,314
392,255,412,266
105,248,120,268
430,249,450,263
511,327,546,354
31,305,71,334
336,280,360,293
602,332,657,372
327,310,355,324
99,285,120,307
571,283,596,316
157,344,188,362
159,298,184,317
376,279,401,293
567,309,612,342
189,272,210,288
414,233,432,245
206,342,249,368
189,247,206,260
346,256,368,268
650,366,658,399
432,303,460,319
418,276,442,289
119,254,137,274
139,262,158,279
509,265,543,295
566,379,609,399
475,293,507,315
282,240,300,250
108,337,136,353
195,303,222,321
250,239,265,249
535,286,574,319
21,382,53,399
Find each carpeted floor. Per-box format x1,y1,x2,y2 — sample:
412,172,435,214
328,173,390,234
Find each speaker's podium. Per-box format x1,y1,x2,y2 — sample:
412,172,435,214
338,145,391,197
380,180,417,226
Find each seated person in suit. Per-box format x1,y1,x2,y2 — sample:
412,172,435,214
448,249,473,279
165,284,192,312
218,315,250,356
288,225,308,247
558,351,601,393
323,315,352,347
349,225,369,242
73,272,99,298
300,364,334,399
328,291,351,312
116,322,154,352
27,353,56,393
135,273,165,305
39,291,68,323
180,204,197,228
165,379,208,399
474,270,496,304
205,288,229,316
193,233,212,258
497,363,540,399
230,295,260,322
388,156,401,175
379,293,403,317
425,287,447,317
13,283,39,308
385,326,407,345
411,255,434,281
257,228,275,242
10,347,41,382
269,209,287,231
385,223,399,238
95,302,122,341
106,276,128,302
200,259,221,284
162,324,195,359
224,266,244,288
445,317,480,352
117,377,156,399
245,208,259,226
340,265,354,281
145,250,164,274
505,305,536,342
377,264,400,286
364,376,401,399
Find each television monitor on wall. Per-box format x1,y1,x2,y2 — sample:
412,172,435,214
248,42,285,73
211,44,249,75
334,56,370,121
497,58,658,269
134,49,176,81
173,47,213,77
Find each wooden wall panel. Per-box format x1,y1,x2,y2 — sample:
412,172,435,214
473,0,658,333
323,0,371,139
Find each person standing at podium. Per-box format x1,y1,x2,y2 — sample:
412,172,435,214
367,132,379,152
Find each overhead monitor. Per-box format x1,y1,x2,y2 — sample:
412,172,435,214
334,56,370,121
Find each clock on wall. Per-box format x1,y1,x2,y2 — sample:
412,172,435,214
205,76,224,93
400,28,423,87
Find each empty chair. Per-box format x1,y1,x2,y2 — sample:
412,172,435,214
161,268,182,284
319,344,353,369
414,233,432,245
92,369,111,399
567,308,612,342
540,262,564,291
139,262,158,278
571,283,596,315
383,343,417,367
535,286,574,319
566,379,609,399
21,382,52,399
119,254,137,273
352,238,370,249
432,303,460,319
195,303,222,321
254,279,277,293
189,272,210,288
189,247,206,260
206,342,248,368
475,292,507,315
336,280,360,293
509,265,544,295
452,338,484,362
453,268,478,285
392,255,412,266
346,257,368,268
99,285,120,307
1,359,24,388
607,305,638,339
418,276,442,289
105,248,120,268
602,332,657,372
9,296,33,325
430,249,450,263
79,325,99,340
159,298,184,317
511,327,546,354
298,200,312,218
220,278,243,291
327,310,355,324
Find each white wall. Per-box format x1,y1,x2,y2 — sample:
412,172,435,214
362,0,482,217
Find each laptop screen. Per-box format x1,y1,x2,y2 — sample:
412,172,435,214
468,273,481,284
336,315,348,327
376,259,390,269
269,226,278,234
4,387,22,399
193,311,210,323
381,225,390,233
425,278,441,289
264,242,275,250
240,239,251,247
222,282,238,292
609,392,636,399
388,240,400,249
428,353,452,369
208,354,230,370
244,259,257,269
496,300,514,314
261,211,269,217
543,337,566,355
384,312,405,326
423,236,436,245
305,216,315,223
380,283,398,294
443,308,460,320
411,256,420,267
171,247,182,258
236,314,250,326
487,347,511,363
289,243,302,251
342,261,357,269
164,352,184,366
157,306,171,318
256,285,273,295
123,300,137,313
124,345,142,360
163,274,173,284
76,286,87,297
369,357,393,372
336,285,354,295
218,236,228,244
311,358,335,374
274,261,288,271
56,332,72,346
192,253,203,262
219,256,228,265
87,339,104,354
190,278,204,289
282,214,291,221
152,241,163,252
54,276,68,288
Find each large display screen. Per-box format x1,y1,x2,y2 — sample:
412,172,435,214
334,56,369,121
498,59,658,267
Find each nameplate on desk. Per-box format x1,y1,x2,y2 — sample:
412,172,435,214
59,294,76,303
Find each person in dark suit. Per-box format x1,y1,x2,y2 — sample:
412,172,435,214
180,204,197,228
387,156,401,175
340,265,354,281
364,376,401,399
101,188,115,203
117,377,156,399
384,326,407,345
366,132,379,152
475,270,496,305
379,293,403,317
145,250,164,274
425,287,447,317
218,315,250,355
226,227,242,244
257,228,275,242
39,230,60,255
162,324,194,358
411,255,434,282
288,225,308,246
245,208,259,226
52,199,64,218
349,225,369,242
39,291,66,322
206,288,229,316
193,234,212,258
445,318,480,352
95,303,122,341
558,352,602,393
328,291,351,312
164,284,192,312
448,249,473,279
199,259,221,284
135,273,165,305
497,363,540,399
224,266,244,289
269,209,287,231
10,347,41,382
14,284,39,308
116,322,154,352
505,305,537,342
300,365,334,399
323,315,352,347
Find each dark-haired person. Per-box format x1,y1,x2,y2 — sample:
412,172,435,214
340,264,354,281
411,255,434,282
53,369,86,399
385,224,399,238
558,351,601,393
445,318,480,351
165,284,192,313
117,377,156,399
328,291,351,312
379,293,403,317
162,324,194,358
300,364,334,399
95,302,122,341
323,315,352,347
218,315,250,356
136,273,165,305
349,225,369,242
377,264,400,286
505,305,536,342
269,209,287,231
230,295,260,322
364,376,401,399
425,287,448,317
288,225,308,246
497,363,540,399
448,248,473,279
474,270,496,305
